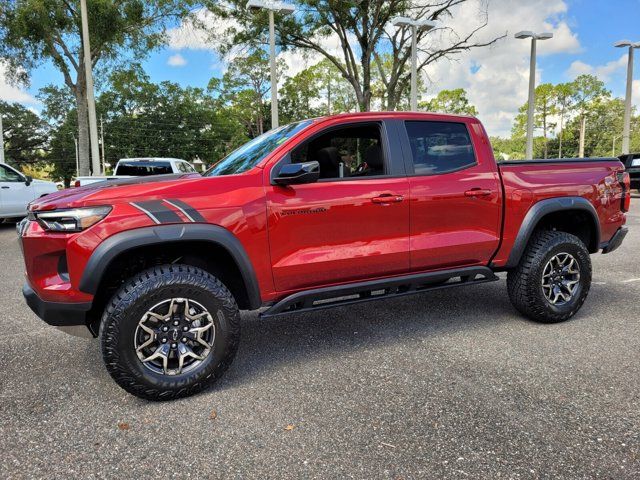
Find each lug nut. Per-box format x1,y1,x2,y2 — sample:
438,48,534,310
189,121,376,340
171,343,177,348
182,326,188,331
173,320,179,326
181,337,187,343
161,338,167,343
162,326,169,332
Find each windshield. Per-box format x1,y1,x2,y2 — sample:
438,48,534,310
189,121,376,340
205,120,313,176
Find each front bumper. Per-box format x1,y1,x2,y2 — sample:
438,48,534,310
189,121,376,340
601,227,628,254
23,282,92,327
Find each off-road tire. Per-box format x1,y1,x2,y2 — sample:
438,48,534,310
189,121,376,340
507,231,592,323
99,264,240,401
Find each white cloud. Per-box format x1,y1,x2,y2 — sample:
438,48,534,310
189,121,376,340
0,61,38,105
167,53,187,67
567,54,627,81
419,0,581,137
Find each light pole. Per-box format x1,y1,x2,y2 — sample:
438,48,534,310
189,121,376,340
247,0,295,130
391,16,437,111
0,113,4,164
79,0,101,175
613,134,621,157
515,31,553,159
614,40,639,155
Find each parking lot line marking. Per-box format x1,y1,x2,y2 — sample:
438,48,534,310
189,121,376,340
621,278,640,283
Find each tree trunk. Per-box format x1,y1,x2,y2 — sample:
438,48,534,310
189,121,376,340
74,80,91,176
543,114,548,159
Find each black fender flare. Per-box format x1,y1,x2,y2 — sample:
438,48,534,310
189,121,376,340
504,196,600,269
78,224,262,310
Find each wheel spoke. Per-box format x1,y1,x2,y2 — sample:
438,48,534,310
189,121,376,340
135,297,215,376
542,253,582,306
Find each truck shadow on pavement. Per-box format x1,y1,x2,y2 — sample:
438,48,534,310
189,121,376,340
215,280,518,390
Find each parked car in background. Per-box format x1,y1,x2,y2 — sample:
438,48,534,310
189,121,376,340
0,163,58,221
620,153,640,192
74,157,197,187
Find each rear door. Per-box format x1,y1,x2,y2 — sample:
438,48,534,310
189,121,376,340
400,119,502,270
265,120,411,292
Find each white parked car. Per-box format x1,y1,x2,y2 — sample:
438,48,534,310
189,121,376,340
74,157,198,187
0,163,58,220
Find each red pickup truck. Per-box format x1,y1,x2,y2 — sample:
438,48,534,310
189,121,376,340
20,112,630,400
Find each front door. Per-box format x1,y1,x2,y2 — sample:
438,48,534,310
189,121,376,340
265,122,410,292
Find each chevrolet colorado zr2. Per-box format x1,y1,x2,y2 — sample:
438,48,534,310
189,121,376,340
19,112,630,401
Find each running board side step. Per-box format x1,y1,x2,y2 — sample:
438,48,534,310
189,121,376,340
260,266,498,319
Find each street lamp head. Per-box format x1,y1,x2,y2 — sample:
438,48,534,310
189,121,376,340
246,0,295,14
391,16,412,27
246,0,265,12
614,40,640,48
515,31,534,39
536,32,553,40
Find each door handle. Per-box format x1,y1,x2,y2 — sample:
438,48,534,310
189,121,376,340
464,188,492,197
372,194,404,204
1,186,9,189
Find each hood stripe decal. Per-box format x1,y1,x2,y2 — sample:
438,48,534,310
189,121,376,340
130,200,182,224
164,199,206,223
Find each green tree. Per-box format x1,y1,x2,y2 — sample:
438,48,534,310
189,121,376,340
0,100,48,166
570,74,610,157
420,88,478,116
99,70,246,166
0,0,193,175
208,0,503,111
553,82,575,158
209,50,284,136
513,83,556,158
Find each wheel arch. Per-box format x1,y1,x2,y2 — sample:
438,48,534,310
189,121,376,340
79,224,262,311
504,196,600,269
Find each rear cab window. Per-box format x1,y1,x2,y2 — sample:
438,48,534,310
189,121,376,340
116,161,173,176
405,121,477,175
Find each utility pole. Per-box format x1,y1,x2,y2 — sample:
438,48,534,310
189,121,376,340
246,0,296,130
391,17,437,111
515,31,553,159
100,116,106,173
614,40,639,155
80,0,101,175
0,113,4,164
73,136,79,177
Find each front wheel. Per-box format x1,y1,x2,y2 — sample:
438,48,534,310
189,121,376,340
507,231,592,323
99,265,240,401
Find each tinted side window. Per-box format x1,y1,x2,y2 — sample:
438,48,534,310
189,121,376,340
405,121,476,175
291,124,385,180
0,165,23,182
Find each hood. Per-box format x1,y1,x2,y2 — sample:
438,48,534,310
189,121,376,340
29,173,202,211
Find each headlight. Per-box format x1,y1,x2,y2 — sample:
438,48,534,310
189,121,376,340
34,206,112,232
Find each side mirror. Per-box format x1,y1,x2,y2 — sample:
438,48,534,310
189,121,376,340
273,161,320,186
24,175,33,186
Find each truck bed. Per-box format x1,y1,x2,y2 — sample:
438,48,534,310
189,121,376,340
492,157,626,267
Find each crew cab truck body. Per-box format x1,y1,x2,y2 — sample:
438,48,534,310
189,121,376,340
19,112,630,400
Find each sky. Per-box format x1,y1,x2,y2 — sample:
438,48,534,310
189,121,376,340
1,0,639,137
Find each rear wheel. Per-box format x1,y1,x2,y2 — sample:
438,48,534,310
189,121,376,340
99,264,240,401
507,231,592,323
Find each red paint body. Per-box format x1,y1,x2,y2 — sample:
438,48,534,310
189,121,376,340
21,112,627,308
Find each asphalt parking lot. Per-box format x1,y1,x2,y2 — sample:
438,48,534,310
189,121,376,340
1,200,638,479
